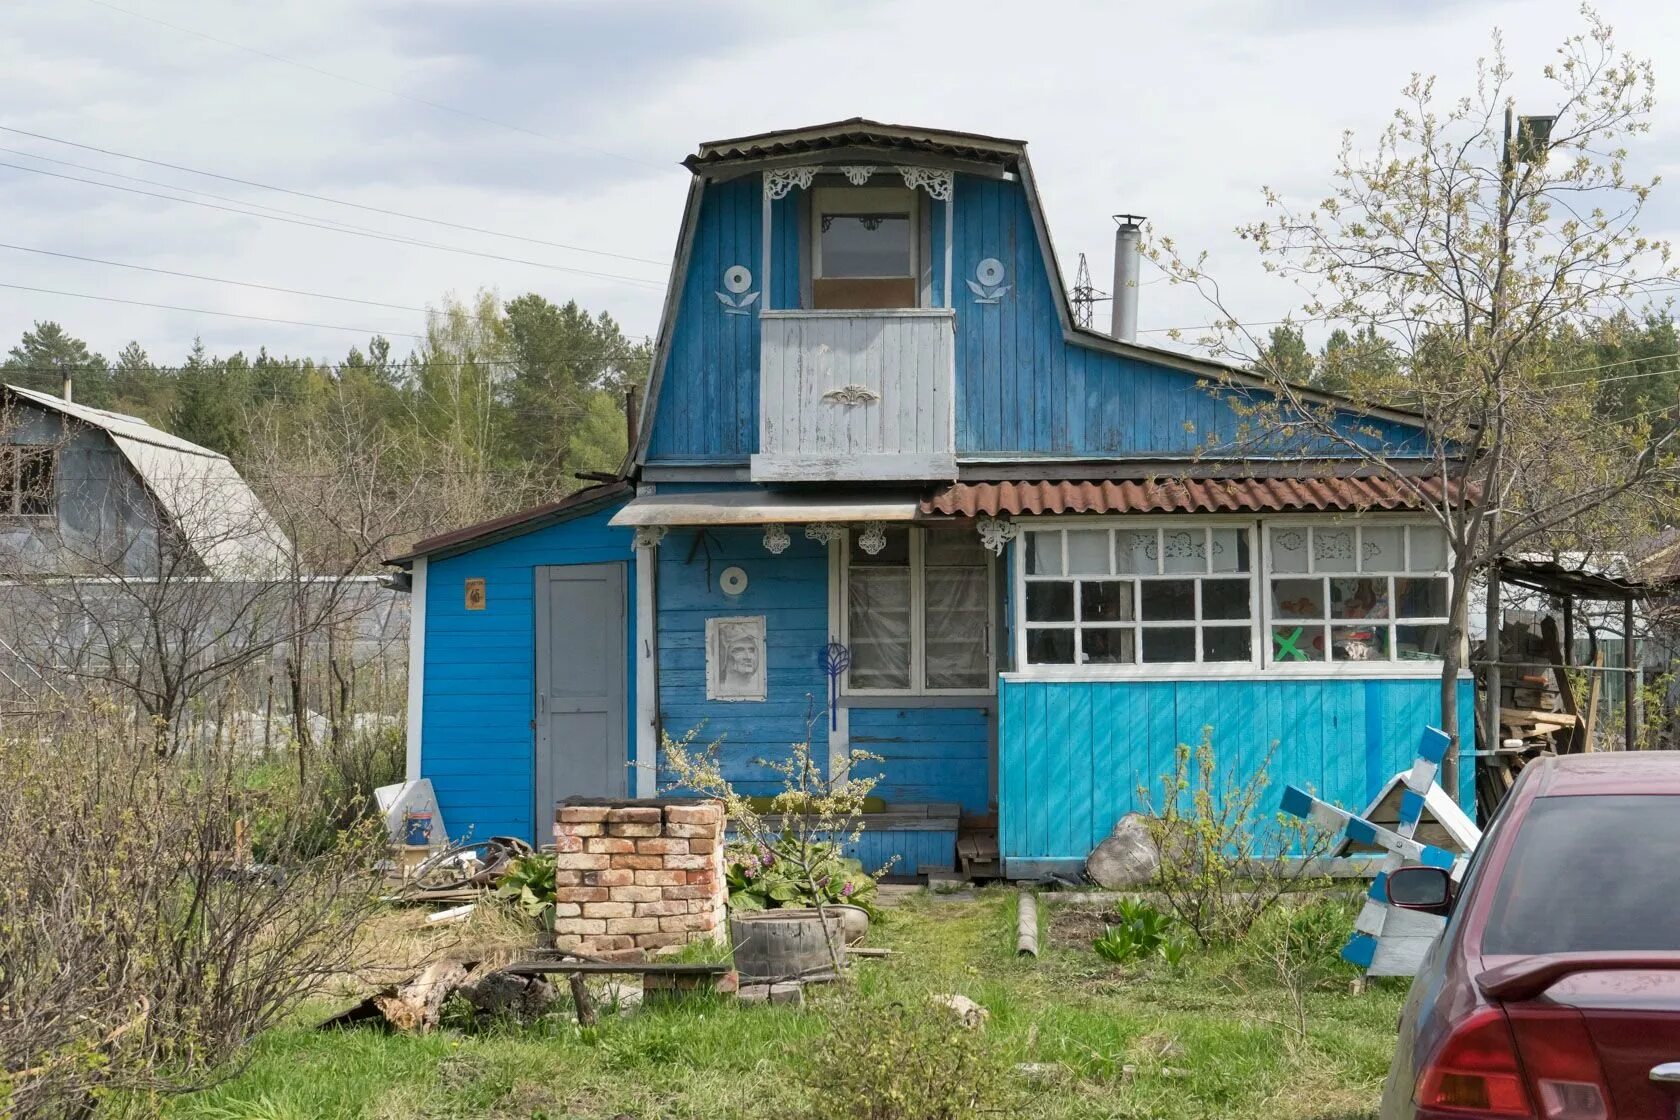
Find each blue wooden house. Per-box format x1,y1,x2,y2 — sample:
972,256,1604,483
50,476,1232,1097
391,120,1471,878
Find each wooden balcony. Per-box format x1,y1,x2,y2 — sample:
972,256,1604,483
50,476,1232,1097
751,308,957,482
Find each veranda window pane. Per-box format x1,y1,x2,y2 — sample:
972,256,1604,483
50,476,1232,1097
1115,530,1156,574
924,529,985,566
1081,628,1135,664
1066,530,1110,575
1271,578,1324,620
924,566,988,689
1080,581,1133,622
1026,582,1074,622
820,212,911,277
1210,528,1249,573
1332,625,1389,662
1141,628,1196,663
1330,577,1390,620
1271,624,1325,662
850,527,910,566
1201,579,1251,620
1396,625,1447,660
1312,527,1357,572
1204,627,1252,662
1395,577,1449,619
1027,628,1074,664
1161,529,1207,574
1409,525,1448,572
1270,527,1308,573
1025,531,1062,576
1361,526,1404,571
848,567,912,688
1140,579,1195,621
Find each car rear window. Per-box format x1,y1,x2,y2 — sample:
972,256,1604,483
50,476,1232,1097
1482,794,1680,955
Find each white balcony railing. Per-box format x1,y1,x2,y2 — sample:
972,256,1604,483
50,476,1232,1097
751,308,957,482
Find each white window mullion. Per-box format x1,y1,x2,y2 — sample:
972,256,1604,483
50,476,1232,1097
910,528,927,692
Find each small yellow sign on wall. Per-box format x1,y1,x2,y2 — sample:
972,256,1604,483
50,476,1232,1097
464,577,487,611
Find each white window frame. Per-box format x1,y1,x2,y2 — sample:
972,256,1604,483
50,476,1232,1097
835,525,996,697
1006,514,1455,681
810,185,921,288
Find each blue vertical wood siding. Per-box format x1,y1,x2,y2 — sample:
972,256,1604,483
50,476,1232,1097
421,504,635,844
997,675,1475,871
848,706,990,813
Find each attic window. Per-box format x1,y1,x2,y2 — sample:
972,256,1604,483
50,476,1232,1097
0,446,55,518
811,186,918,310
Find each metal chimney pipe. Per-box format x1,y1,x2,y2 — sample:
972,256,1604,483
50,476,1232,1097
1111,214,1145,342
60,370,72,403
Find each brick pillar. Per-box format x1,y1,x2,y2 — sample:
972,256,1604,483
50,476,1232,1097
552,799,727,959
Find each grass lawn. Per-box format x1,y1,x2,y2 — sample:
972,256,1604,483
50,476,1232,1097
165,889,1407,1120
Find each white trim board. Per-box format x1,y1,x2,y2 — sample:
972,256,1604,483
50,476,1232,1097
404,556,428,782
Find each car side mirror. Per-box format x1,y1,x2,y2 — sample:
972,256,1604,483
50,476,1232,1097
1385,866,1453,915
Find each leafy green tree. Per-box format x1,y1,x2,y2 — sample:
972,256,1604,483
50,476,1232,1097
1255,325,1314,385
109,340,171,422
3,321,110,405
170,340,252,455
502,294,647,470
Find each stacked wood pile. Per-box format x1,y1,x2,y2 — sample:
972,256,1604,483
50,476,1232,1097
1480,616,1602,816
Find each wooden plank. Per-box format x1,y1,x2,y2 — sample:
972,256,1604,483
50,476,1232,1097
501,960,731,977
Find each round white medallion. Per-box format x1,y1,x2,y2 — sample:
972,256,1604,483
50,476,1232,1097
723,265,753,294
719,565,749,595
976,257,1005,286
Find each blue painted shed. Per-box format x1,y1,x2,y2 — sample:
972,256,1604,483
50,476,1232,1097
396,119,1474,878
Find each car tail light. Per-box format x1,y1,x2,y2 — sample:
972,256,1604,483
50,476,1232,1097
1506,1008,1611,1120
1417,1008,1533,1116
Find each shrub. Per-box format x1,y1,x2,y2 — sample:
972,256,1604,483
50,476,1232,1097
725,835,879,917
807,1001,1003,1120
495,852,560,927
1141,729,1334,946
1092,898,1189,968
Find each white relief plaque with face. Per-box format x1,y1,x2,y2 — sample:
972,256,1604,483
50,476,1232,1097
706,615,766,702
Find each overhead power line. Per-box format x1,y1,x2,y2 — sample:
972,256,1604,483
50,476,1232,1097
0,126,670,266
0,282,425,339
79,0,666,171
0,160,667,289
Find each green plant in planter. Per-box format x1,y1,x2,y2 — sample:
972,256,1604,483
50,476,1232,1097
494,852,558,927
724,834,879,917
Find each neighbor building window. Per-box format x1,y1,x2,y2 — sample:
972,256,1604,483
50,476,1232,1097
0,445,55,517
811,186,919,310
1020,525,1255,667
1264,522,1450,664
843,526,992,694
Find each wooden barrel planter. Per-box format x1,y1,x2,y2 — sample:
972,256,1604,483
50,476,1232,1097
730,910,847,982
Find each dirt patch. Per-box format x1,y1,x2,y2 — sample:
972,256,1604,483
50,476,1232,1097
1047,905,1115,950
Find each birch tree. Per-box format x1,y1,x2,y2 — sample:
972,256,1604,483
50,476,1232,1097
1152,8,1679,784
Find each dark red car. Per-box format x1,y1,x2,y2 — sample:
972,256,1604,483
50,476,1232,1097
1379,751,1680,1120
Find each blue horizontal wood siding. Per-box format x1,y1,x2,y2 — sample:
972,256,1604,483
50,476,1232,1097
848,706,990,813
655,526,829,797
997,675,1475,870
421,504,635,844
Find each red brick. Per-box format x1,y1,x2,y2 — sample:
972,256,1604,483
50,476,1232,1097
604,916,662,935
663,853,709,871
606,806,662,824
556,821,603,838
611,885,663,903
554,869,585,886
582,901,634,919
553,902,582,918
637,837,688,855
634,899,688,917
664,885,713,900
687,837,716,855
586,837,635,854
582,869,634,888
551,934,584,951
608,822,662,838
553,852,609,871
659,912,717,933
665,804,723,826
555,886,609,904
633,932,690,949
612,854,664,871
553,832,585,854
686,868,718,887
664,822,715,839
585,942,641,958
634,869,685,887
552,917,606,935
558,806,610,824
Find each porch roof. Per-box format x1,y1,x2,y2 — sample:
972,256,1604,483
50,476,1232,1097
921,477,1453,517
609,491,920,528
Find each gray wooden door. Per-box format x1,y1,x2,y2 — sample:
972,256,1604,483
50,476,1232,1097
534,563,627,834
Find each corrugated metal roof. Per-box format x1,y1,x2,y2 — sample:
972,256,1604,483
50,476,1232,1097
6,385,291,578
921,477,1455,517
688,118,1024,169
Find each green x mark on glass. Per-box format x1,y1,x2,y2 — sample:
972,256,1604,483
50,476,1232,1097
1273,626,1308,661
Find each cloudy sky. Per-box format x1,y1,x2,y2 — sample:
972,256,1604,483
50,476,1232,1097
3,0,1678,370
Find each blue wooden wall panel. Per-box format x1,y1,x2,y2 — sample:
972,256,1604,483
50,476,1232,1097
998,675,1476,867
847,706,991,813
421,504,636,845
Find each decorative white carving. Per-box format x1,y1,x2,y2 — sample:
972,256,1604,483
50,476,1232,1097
977,517,1019,556
837,165,876,185
804,524,845,546
856,521,888,556
821,384,880,406
967,256,1011,304
716,264,760,315
764,166,818,200
633,525,667,550
762,522,791,555
899,167,954,201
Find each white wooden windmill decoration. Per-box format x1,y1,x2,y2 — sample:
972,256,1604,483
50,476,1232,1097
1280,726,1481,977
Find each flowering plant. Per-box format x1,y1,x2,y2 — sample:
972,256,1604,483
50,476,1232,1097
723,834,879,916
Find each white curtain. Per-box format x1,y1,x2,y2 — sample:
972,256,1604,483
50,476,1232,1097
848,568,911,688
924,566,987,688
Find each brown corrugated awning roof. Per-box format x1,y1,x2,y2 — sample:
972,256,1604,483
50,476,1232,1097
386,481,632,566
921,477,1455,518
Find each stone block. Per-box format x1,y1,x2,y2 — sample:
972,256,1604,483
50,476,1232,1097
586,837,636,854
607,822,662,839
606,806,662,824
558,806,610,824
553,852,609,871
582,869,634,888
582,901,635,919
